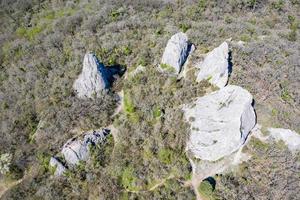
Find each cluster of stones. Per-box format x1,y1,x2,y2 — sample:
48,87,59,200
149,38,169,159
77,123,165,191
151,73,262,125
50,129,110,176
55,32,300,177
160,32,299,162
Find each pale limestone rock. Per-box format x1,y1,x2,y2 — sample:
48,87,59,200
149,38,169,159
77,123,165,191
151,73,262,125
268,128,300,151
62,129,110,166
196,42,229,88
73,53,107,99
161,32,190,73
183,85,256,161
49,157,66,176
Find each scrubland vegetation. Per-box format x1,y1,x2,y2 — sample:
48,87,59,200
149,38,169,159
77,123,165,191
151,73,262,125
0,0,299,199
215,138,300,200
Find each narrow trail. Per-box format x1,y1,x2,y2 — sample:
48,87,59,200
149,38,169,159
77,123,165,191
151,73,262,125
112,90,124,117
148,175,174,191
125,175,175,194
0,179,22,198
185,141,252,200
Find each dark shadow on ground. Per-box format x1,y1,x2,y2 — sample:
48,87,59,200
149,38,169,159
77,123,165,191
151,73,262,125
93,54,126,88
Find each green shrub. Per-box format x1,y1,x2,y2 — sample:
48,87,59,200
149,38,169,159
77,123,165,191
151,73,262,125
160,63,175,73
152,107,162,118
280,86,292,102
271,0,285,10
179,23,191,33
240,34,251,42
121,166,139,191
198,0,207,11
123,91,139,123
247,0,257,9
198,180,215,200
16,25,43,41
37,152,51,173
158,148,175,165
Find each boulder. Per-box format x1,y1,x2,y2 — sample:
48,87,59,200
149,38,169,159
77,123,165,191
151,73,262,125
161,32,191,74
183,85,256,161
268,128,300,151
196,42,229,88
73,53,124,98
73,53,107,98
49,157,66,176
62,129,110,166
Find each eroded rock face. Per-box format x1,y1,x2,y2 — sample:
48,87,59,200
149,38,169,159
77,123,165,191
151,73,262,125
62,129,110,166
161,32,191,73
49,157,66,176
183,85,256,161
73,53,125,99
73,53,107,98
268,128,300,151
196,42,229,88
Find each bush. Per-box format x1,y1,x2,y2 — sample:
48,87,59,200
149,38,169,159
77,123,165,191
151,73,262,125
198,180,215,200
158,148,175,165
215,138,300,200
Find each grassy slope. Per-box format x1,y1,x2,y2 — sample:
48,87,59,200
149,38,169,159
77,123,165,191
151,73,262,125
0,0,299,199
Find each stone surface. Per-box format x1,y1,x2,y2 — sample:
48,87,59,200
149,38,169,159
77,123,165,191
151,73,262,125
196,42,229,88
73,53,107,98
183,85,256,161
62,129,110,166
268,128,300,151
49,157,66,176
73,53,124,99
161,32,190,74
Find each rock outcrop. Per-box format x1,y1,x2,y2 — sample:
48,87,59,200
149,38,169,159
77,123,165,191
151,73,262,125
196,42,229,88
49,157,66,176
62,129,110,166
73,53,107,98
183,85,256,161
268,128,300,151
73,53,124,98
161,32,191,74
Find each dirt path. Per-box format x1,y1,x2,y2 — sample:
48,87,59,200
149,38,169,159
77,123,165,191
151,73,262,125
148,174,174,191
185,143,251,200
0,179,22,198
112,90,124,117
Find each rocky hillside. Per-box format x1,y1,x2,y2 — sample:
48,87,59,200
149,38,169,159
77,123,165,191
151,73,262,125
0,1,299,200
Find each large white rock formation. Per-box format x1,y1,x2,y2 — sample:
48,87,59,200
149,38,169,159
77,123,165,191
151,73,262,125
268,128,300,151
73,53,108,99
62,129,110,166
196,42,229,88
161,32,190,73
183,85,256,161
